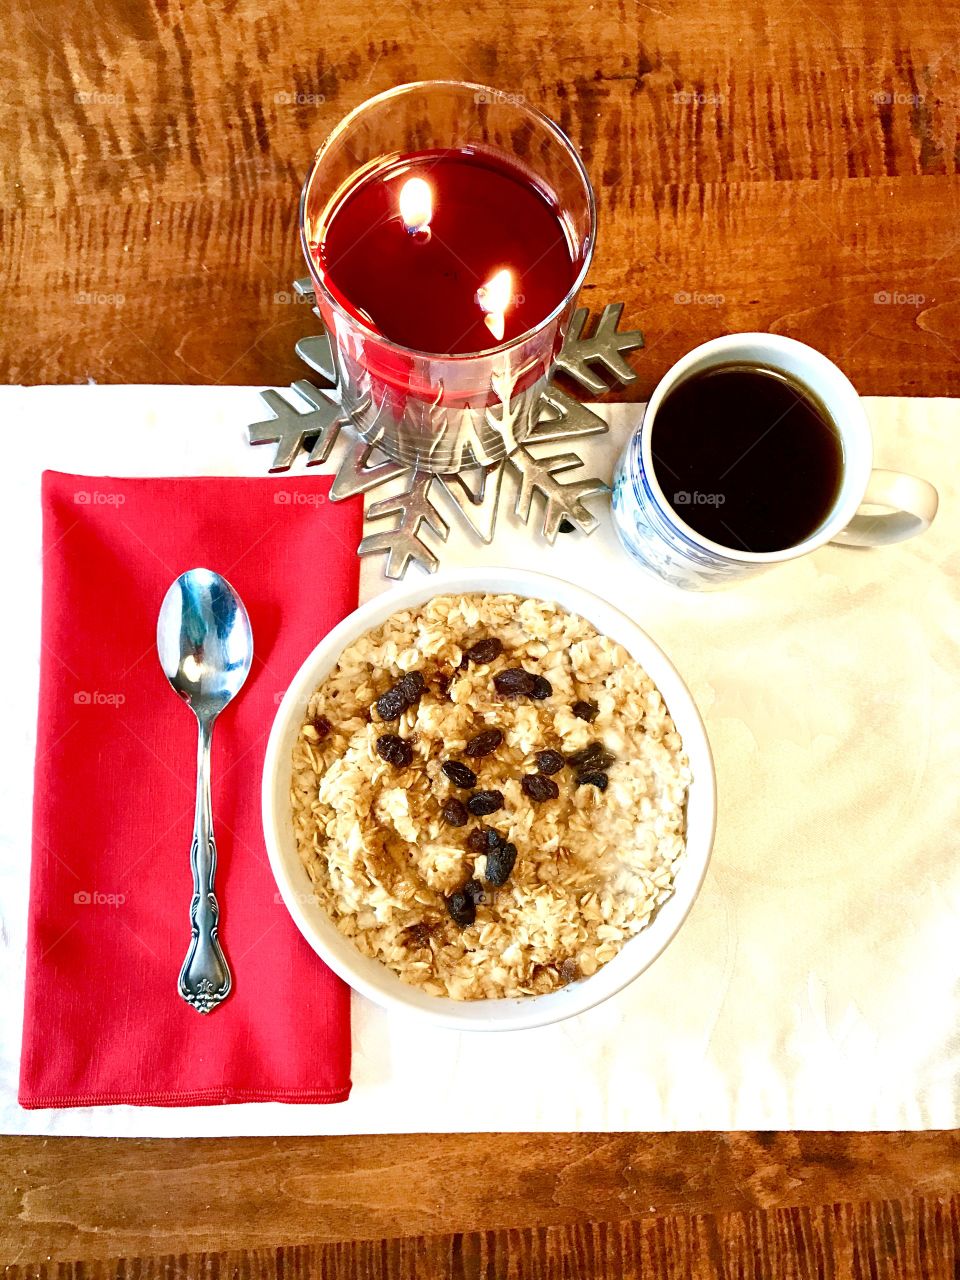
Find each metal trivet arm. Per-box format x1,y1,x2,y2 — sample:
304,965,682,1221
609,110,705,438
248,281,643,579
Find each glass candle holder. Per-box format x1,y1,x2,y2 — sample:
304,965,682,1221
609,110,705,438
299,81,596,472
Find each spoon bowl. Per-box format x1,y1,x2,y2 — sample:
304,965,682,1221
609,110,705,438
157,568,254,720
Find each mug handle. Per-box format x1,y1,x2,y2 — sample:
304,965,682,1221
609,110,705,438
830,468,939,547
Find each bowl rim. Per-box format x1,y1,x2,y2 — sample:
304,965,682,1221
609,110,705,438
261,566,717,1031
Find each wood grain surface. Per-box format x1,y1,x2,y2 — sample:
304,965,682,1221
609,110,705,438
2,1196,960,1278
2,0,960,1274
2,0,960,395
1,1132,959,1268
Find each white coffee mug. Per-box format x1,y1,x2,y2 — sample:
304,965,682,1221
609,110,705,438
611,333,939,590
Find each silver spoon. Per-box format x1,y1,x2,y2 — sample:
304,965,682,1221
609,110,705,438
157,568,254,1014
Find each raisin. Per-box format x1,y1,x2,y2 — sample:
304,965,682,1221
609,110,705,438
403,922,434,949
463,877,485,905
572,699,599,722
559,957,581,983
445,889,476,928
312,714,333,740
375,671,425,721
442,797,469,827
466,637,504,665
398,670,425,705
534,749,565,775
467,826,504,852
465,727,503,758
484,841,517,886
529,675,553,700
468,789,504,816
376,734,413,768
558,518,576,534
437,672,453,700
442,759,478,789
458,653,470,671
494,667,536,696
576,770,609,791
566,742,616,771
521,773,560,802
375,684,408,722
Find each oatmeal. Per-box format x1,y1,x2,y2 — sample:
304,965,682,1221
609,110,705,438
291,593,690,1000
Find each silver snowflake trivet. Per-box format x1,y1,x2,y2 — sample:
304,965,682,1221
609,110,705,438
247,280,643,579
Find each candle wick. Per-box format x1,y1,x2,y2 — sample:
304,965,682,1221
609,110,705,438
477,268,513,343
399,176,433,237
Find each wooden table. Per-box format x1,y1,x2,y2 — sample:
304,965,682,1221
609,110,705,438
2,0,959,1273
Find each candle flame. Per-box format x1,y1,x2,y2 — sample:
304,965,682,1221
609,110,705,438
477,268,513,342
399,177,433,235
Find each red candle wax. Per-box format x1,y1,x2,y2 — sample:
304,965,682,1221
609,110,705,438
310,148,577,355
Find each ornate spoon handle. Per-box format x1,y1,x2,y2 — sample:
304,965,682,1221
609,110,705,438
178,716,232,1014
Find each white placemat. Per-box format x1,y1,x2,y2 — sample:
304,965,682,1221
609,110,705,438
0,385,957,1136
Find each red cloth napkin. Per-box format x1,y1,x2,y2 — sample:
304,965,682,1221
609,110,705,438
20,471,363,1108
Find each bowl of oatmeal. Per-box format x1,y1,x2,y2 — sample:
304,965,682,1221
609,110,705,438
263,567,715,1030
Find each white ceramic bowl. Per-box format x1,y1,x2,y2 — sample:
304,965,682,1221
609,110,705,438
262,567,716,1031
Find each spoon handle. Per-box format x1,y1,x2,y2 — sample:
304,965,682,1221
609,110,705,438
179,716,232,1014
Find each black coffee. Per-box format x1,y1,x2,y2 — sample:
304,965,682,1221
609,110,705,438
651,364,844,552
